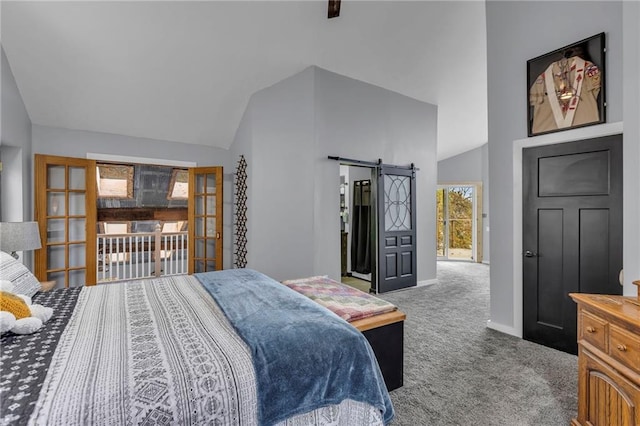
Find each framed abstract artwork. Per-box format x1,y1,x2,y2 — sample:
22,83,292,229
527,33,606,137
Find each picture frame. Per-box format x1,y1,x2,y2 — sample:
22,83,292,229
527,33,606,137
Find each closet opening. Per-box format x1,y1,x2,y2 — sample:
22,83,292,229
332,155,418,293
339,164,376,293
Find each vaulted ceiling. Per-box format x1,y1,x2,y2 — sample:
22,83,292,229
1,1,487,160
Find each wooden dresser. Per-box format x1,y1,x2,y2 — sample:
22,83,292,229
569,291,640,426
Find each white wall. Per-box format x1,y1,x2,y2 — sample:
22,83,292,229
437,143,490,263
486,1,626,335
31,124,235,269
231,66,438,284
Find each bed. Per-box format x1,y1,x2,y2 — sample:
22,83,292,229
281,276,406,391
0,268,394,425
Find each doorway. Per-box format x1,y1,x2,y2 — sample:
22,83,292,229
436,185,482,262
337,160,418,293
340,165,374,292
522,135,622,354
33,154,224,289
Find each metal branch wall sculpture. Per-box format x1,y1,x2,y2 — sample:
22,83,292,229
234,155,248,268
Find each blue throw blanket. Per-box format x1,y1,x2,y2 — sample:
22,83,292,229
195,269,394,425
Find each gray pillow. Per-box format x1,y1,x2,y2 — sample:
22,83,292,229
0,251,42,297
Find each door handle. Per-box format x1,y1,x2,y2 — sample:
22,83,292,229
524,250,537,258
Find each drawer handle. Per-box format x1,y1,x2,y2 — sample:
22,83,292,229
617,344,627,352
586,326,596,333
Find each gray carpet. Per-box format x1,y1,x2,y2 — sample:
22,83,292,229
380,261,578,425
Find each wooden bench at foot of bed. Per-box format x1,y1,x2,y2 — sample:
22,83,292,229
281,276,406,392
352,310,406,392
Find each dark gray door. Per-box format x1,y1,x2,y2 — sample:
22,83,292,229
523,135,622,354
377,165,417,293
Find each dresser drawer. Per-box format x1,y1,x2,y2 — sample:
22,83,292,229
610,324,640,375
579,311,608,351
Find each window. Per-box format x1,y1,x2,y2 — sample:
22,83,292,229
97,164,134,198
168,169,188,200
162,221,186,233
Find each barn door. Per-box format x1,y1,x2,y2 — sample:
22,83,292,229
377,164,417,293
188,167,223,273
34,154,97,288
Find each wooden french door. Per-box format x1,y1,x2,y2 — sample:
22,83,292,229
188,167,223,273
523,135,622,354
377,164,417,293
34,154,97,288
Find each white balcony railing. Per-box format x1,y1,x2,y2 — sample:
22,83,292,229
97,225,188,283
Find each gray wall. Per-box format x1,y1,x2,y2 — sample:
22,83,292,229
231,66,438,284
229,101,253,269
486,1,625,331
31,124,235,269
1,46,33,267
232,67,317,279
438,144,484,183
1,47,32,224
437,143,490,263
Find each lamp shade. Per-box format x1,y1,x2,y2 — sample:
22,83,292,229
0,222,42,256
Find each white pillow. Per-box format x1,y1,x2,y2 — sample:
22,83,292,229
30,304,53,323
0,311,16,334
11,317,43,334
0,251,42,297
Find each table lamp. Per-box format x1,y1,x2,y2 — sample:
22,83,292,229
0,221,42,259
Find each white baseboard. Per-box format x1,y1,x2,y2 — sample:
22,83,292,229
417,278,437,287
486,320,522,338
482,260,490,265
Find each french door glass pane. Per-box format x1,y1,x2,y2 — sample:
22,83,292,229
69,193,86,215
195,238,204,258
206,218,216,236
206,239,216,259
206,196,216,214
69,167,86,190
206,174,216,192
47,245,65,270
48,166,65,189
69,218,86,241
47,219,65,243
196,175,205,194
195,217,204,235
69,270,86,287
69,243,86,268
47,271,65,289
196,197,204,214
47,193,65,216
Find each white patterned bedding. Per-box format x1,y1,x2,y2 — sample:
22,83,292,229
1,275,384,425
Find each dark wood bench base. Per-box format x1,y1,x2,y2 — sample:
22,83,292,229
351,310,405,391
